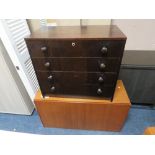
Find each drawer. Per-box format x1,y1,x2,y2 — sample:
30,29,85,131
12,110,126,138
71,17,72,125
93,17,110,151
26,40,125,58
39,82,115,99
36,71,117,86
32,57,120,72
26,40,49,57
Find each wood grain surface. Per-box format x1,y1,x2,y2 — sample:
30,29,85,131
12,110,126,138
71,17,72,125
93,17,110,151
25,25,126,99
144,127,155,135
25,25,126,40
34,80,131,131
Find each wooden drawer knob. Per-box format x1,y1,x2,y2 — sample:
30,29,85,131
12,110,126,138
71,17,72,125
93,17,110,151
50,86,55,93
44,62,50,67
98,76,104,83
99,63,106,70
97,88,102,95
101,46,108,54
41,46,47,52
48,75,53,81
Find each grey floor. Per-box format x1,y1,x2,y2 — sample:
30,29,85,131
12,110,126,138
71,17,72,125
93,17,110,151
0,106,155,135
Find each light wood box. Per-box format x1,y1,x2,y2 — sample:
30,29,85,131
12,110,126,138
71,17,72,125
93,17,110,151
144,127,155,135
34,80,131,131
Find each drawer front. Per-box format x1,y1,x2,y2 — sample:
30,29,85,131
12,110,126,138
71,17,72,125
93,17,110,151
36,71,117,86
32,57,120,72
39,82,115,99
26,40,48,57
26,40,125,58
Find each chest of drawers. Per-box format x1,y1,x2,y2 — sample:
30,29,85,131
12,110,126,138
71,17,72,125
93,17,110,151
25,25,126,100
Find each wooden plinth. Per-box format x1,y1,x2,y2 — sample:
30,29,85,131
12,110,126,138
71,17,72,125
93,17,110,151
144,127,155,135
34,80,131,131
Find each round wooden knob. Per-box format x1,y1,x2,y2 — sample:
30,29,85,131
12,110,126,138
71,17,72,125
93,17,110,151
44,62,50,67
50,86,55,93
48,75,53,81
98,76,104,83
100,63,106,70
41,46,47,52
101,46,108,54
97,88,102,95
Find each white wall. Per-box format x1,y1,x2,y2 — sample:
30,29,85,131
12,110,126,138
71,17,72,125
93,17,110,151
27,19,111,32
55,19,80,26
82,19,111,25
112,19,155,51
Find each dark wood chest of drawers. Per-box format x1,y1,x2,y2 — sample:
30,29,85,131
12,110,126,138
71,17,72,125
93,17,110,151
25,25,126,100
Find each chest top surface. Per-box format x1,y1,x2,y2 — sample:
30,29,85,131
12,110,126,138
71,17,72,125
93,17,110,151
25,25,126,40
